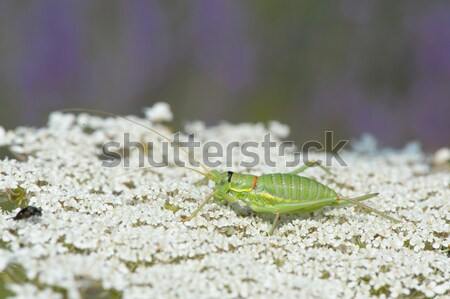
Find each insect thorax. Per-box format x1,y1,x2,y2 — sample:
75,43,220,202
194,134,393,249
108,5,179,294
228,173,258,192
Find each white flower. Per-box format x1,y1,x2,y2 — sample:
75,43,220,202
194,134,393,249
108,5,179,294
268,121,290,139
351,133,378,153
433,147,450,165
0,105,448,298
0,249,13,271
144,102,173,122
48,112,75,130
0,126,7,146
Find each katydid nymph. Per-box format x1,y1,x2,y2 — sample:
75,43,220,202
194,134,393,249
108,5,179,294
62,109,401,235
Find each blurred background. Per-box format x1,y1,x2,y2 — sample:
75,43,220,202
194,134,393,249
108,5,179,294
0,0,449,150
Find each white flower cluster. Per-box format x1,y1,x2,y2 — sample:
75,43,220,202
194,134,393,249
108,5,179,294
144,102,173,123
0,104,449,299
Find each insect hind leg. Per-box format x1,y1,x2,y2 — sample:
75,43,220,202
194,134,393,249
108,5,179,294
273,197,338,213
250,198,338,235
336,194,400,223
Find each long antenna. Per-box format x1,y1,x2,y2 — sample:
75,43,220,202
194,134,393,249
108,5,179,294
58,108,212,177
111,165,212,181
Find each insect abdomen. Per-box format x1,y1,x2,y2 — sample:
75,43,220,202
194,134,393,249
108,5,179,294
257,174,337,202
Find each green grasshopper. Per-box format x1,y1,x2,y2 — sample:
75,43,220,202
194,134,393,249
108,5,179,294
63,109,400,235
183,165,399,235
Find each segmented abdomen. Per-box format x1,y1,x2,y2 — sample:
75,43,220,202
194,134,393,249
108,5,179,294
256,174,337,202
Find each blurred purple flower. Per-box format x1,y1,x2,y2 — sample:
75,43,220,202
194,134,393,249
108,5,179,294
0,0,448,149
409,4,450,147
19,0,82,123
118,0,169,97
190,0,255,93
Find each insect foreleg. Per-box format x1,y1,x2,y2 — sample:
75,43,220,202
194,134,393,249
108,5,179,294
289,160,331,175
183,191,217,221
